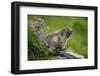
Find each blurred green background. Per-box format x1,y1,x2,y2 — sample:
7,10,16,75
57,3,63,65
28,15,88,60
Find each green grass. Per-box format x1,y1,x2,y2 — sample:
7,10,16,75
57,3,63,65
28,15,88,60
28,26,54,60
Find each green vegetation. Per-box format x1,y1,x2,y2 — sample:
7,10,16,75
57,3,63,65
28,15,88,60
28,26,53,60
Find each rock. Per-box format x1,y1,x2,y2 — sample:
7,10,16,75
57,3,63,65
55,49,84,59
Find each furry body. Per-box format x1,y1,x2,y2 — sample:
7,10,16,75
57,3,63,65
46,28,72,51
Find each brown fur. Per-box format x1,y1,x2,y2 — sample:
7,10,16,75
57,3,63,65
46,28,72,51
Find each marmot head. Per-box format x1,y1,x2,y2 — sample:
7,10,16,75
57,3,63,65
61,28,72,39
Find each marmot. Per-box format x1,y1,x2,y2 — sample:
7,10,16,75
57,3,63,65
46,28,72,51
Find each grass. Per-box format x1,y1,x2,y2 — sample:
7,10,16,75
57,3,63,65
28,15,88,60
